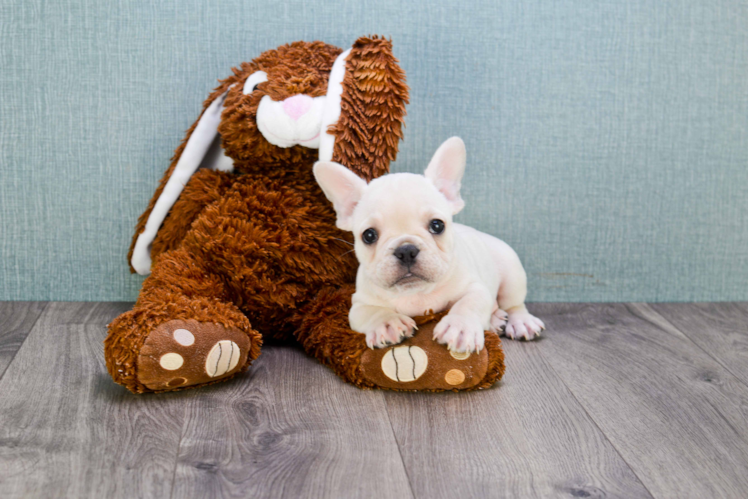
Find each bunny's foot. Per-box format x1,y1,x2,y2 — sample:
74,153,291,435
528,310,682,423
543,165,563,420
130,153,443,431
136,319,251,391
105,298,262,394
359,311,504,391
297,287,505,392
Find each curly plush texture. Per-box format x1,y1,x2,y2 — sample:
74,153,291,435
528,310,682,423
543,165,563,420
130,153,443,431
106,37,505,394
329,37,409,181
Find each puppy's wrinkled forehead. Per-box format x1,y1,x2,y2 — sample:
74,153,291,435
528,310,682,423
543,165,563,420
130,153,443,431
355,173,450,227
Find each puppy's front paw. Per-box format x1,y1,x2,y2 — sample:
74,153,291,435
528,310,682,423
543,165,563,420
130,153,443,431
365,314,417,349
433,314,485,353
505,310,545,340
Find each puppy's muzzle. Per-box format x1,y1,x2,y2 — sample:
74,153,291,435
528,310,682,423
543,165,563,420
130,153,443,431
394,244,419,267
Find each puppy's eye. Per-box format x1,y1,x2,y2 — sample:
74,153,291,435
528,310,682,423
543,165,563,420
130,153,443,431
429,219,445,235
362,228,378,244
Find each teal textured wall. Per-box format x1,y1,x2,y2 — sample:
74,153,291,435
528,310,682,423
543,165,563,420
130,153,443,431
1,0,747,302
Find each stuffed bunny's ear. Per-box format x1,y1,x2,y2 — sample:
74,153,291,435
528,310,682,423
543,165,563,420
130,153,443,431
322,36,409,181
318,49,350,163
313,161,367,231
424,137,467,214
130,90,232,275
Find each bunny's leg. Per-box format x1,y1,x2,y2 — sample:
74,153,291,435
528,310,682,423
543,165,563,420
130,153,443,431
148,169,235,259
105,247,262,393
295,286,506,391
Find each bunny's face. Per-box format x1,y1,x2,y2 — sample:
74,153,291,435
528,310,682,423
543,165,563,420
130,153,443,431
219,41,344,166
128,37,408,276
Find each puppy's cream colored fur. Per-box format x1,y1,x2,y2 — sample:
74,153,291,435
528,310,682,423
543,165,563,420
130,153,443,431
314,137,544,352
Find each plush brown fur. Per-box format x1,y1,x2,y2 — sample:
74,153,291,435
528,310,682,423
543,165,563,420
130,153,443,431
106,37,504,394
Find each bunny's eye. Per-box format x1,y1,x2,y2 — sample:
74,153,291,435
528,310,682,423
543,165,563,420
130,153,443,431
243,71,268,95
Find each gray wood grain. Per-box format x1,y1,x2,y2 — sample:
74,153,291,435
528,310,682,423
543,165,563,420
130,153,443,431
3,301,748,498
649,302,748,387
171,346,413,499
0,302,46,379
532,303,748,498
383,334,651,498
0,302,187,498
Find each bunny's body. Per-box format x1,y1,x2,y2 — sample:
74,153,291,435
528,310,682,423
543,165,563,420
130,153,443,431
104,38,505,393
106,39,410,393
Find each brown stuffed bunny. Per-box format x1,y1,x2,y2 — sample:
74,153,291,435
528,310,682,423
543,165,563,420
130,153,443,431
105,36,504,393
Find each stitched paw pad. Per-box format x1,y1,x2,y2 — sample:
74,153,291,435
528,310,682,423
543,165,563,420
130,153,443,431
137,319,250,391
360,312,496,391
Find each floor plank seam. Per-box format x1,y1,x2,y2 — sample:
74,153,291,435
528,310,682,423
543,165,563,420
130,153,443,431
0,301,49,383
383,397,417,499
639,304,748,392
168,403,187,499
534,344,656,499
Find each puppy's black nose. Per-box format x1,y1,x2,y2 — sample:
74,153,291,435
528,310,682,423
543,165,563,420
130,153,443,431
394,244,419,267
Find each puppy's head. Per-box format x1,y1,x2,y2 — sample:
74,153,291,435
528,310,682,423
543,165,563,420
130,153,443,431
314,137,467,293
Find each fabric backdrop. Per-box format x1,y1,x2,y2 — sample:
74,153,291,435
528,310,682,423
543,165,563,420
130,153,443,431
1,0,747,302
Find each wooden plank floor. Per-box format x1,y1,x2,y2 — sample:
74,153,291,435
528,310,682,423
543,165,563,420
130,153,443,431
0,302,747,498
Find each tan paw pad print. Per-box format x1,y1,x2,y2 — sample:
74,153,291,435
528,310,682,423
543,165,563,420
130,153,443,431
205,340,241,377
381,346,428,382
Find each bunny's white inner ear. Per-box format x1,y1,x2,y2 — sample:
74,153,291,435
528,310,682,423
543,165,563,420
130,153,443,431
200,135,235,172
130,90,230,275
318,48,351,162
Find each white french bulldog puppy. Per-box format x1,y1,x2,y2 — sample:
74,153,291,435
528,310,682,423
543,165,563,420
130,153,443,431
313,137,545,353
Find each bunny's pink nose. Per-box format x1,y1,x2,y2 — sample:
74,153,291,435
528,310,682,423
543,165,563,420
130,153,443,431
283,95,313,121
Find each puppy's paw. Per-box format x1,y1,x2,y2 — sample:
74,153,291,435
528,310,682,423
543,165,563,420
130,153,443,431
365,314,417,349
505,310,545,341
489,308,508,333
433,314,485,353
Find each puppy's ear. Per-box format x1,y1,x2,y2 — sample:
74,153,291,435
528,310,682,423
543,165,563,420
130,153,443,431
424,137,466,214
313,161,367,231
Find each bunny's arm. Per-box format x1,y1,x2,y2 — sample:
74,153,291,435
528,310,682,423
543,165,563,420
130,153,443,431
148,168,235,260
